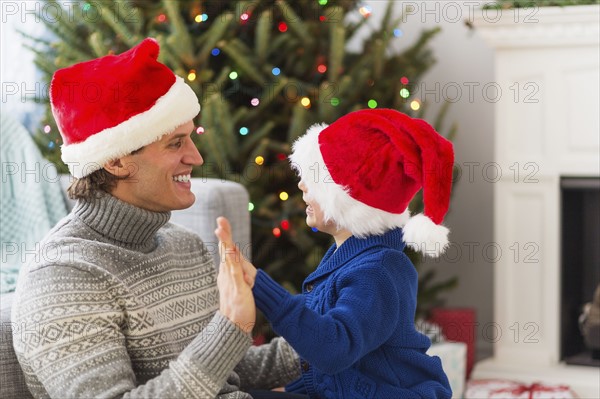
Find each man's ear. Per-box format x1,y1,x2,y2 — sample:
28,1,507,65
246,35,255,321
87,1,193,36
103,158,134,177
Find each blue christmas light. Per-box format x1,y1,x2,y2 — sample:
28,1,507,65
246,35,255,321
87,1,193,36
311,227,319,232
211,48,220,56
393,29,403,38
272,67,281,76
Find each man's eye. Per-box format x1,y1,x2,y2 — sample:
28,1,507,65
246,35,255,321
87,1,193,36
170,140,183,148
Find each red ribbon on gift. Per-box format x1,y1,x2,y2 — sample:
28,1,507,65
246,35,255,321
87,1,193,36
489,382,573,399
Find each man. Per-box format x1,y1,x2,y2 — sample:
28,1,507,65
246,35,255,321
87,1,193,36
12,38,300,398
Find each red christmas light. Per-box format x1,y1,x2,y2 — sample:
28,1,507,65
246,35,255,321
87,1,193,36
273,227,282,237
278,22,288,32
281,220,290,230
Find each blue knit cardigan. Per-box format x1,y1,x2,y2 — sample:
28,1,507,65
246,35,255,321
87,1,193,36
252,228,452,399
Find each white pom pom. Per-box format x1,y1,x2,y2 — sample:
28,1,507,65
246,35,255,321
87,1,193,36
402,213,449,258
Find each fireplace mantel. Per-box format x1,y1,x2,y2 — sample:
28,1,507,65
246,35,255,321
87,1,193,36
475,5,599,48
472,5,600,398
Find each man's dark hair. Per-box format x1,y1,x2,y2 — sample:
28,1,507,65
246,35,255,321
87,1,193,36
67,147,143,200
67,169,125,200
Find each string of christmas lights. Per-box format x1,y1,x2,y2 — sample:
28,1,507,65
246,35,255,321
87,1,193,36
165,1,425,237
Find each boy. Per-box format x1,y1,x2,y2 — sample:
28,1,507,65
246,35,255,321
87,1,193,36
217,108,454,398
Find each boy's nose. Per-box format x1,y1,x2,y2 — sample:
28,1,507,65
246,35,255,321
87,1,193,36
298,180,307,192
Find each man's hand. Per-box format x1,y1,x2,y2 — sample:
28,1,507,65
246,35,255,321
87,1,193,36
215,217,257,287
215,217,256,334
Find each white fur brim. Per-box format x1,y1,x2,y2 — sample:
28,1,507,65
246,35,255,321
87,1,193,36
61,76,200,178
402,213,449,257
289,123,410,238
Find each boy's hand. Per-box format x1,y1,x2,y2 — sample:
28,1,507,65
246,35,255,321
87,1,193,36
215,216,256,333
215,217,257,287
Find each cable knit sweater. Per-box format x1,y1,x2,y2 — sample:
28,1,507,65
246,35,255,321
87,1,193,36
11,192,300,398
253,228,452,399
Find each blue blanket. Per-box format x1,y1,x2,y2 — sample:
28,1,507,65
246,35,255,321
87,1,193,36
1,115,68,293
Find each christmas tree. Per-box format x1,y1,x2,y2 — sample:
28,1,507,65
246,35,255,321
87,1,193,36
27,0,457,333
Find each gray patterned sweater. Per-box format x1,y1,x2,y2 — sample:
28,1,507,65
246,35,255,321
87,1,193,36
11,192,299,398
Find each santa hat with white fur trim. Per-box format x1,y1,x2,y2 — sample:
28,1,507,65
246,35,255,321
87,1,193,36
289,108,454,257
50,38,200,178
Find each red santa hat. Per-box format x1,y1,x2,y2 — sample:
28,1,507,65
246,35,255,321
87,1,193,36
289,108,454,257
50,38,200,178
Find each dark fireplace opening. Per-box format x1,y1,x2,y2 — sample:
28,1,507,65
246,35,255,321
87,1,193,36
560,177,600,367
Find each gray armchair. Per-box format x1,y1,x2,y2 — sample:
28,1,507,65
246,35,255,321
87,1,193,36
0,176,251,398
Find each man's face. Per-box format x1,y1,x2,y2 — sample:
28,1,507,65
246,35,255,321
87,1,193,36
111,120,203,212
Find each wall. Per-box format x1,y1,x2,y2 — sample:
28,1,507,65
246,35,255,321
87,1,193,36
471,5,600,395
1,0,47,131
358,0,496,359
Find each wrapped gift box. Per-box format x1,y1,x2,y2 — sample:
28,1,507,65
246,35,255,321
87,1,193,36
429,307,477,378
427,341,467,399
465,379,578,399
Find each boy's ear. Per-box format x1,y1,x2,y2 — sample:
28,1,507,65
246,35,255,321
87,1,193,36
103,158,133,177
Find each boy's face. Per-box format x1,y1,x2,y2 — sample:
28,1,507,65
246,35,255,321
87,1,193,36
298,180,338,235
108,120,203,212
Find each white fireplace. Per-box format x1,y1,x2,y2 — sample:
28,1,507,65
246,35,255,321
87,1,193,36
472,4,600,398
